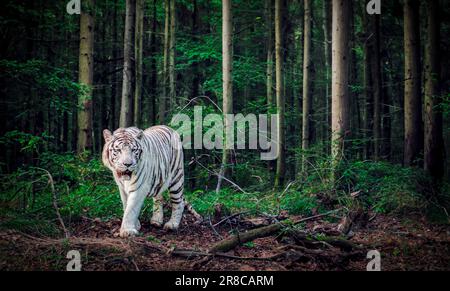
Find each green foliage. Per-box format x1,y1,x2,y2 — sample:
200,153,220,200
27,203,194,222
339,161,449,217
186,188,318,217
0,135,121,226
1,130,449,237
0,130,52,155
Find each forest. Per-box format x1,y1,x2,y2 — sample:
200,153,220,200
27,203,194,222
0,0,449,271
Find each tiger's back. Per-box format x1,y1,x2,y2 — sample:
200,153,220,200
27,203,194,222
140,125,184,199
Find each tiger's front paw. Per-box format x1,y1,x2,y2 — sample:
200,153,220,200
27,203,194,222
136,220,141,231
163,220,179,231
150,219,163,228
119,228,139,238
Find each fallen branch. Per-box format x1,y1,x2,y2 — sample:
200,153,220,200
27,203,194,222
171,248,284,261
209,209,341,253
35,167,70,239
212,211,250,227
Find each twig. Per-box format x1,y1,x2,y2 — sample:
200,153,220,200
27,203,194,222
34,167,70,239
195,159,248,194
208,217,223,239
212,211,250,228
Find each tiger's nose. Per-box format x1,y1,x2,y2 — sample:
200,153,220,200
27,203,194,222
123,162,133,167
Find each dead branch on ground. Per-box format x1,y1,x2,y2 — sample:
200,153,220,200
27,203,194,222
209,209,342,253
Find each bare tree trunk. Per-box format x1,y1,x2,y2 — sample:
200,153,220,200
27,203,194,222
424,0,443,179
169,0,176,109
149,0,157,126
77,0,95,153
191,0,200,100
159,0,170,124
322,0,331,151
372,15,382,160
274,0,285,188
348,0,359,159
265,0,274,108
216,0,233,193
363,9,373,160
110,0,118,130
331,0,350,171
134,0,144,127
302,0,312,172
119,0,136,128
403,0,422,166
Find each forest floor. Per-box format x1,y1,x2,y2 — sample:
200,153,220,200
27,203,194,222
0,212,449,271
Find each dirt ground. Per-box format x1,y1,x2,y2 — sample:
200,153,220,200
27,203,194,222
0,213,449,271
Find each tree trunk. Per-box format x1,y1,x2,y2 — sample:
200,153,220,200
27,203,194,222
169,0,176,109
149,0,157,126
191,0,200,100
265,0,274,109
159,0,170,124
119,0,136,128
274,0,285,188
216,0,233,193
424,0,443,179
134,0,144,127
77,0,95,153
363,9,373,160
322,0,331,151
302,0,312,172
348,0,359,159
110,0,118,130
403,0,422,166
331,0,350,170
372,15,382,160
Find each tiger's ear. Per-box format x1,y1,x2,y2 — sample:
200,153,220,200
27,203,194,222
103,129,113,142
136,130,144,140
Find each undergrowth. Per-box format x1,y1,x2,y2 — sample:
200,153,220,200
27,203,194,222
0,149,449,236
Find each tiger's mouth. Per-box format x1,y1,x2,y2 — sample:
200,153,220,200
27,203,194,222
117,170,133,180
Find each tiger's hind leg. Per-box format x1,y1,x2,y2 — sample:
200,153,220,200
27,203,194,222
150,194,164,227
164,184,185,230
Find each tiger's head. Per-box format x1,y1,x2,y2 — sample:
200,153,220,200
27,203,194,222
102,127,144,181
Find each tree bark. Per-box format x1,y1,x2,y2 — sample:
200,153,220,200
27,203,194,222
191,0,200,100
216,0,233,193
424,0,443,179
403,0,422,166
169,0,176,109
77,0,95,153
331,0,350,171
110,0,119,130
363,9,373,160
134,0,144,127
265,0,274,109
119,0,136,128
274,0,285,188
149,0,157,126
302,0,312,172
322,0,331,151
372,15,382,160
159,0,170,124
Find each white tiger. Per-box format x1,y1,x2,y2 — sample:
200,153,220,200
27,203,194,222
102,126,201,237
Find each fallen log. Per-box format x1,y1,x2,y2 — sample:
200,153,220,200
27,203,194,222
171,248,285,261
209,209,341,253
